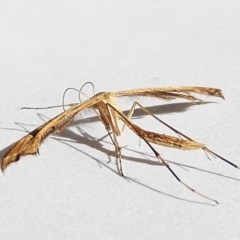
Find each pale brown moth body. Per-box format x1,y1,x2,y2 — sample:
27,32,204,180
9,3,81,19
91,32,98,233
2,86,238,204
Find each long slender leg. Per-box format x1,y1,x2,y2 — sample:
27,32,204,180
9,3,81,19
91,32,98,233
105,129,124,176
107,102,218,204
62,88,125,175
123,101,240,170
84,103,124,176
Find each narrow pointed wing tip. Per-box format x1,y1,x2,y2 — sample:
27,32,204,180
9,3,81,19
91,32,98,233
1,155,18,173
219,93,225,100
200,87,224,100
1,165,6,173
1,161,9,173
214,89,225,99
1,146,41,173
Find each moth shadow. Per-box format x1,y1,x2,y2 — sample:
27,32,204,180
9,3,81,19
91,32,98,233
72,101,212,125
0,101,231,206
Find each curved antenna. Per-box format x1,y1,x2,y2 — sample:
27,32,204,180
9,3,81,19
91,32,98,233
62,87,80,111
62,83,95,111
79,82,95,103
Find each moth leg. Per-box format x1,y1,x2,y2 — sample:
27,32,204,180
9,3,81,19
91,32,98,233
153,146,218,204
123,101,240,170
91,103,124,176
105,129,124,176
106,102,218,204
122,101,181,138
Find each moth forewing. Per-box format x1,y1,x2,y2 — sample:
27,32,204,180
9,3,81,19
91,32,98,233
1,93,106,171
114,86,224,100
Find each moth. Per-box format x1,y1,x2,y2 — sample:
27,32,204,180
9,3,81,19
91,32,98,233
2,86,238,204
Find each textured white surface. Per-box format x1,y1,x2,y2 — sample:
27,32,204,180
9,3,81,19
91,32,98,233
0,1,240,239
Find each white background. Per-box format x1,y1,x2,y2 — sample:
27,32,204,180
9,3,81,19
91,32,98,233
0,1,240,239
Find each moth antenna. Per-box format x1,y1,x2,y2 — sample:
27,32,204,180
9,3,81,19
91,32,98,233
79,82,96,103
21,104,77,110
62,87,80,111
